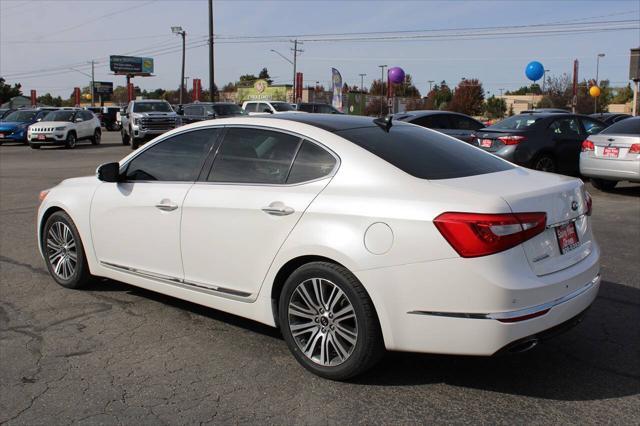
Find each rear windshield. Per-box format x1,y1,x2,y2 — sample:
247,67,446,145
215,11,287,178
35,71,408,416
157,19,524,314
490,115,542,130
337,123,513,180
601,117,640,135
133,102,172,113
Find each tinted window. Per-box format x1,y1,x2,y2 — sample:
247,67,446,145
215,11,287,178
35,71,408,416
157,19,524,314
44,111,75,122
337,124,513,180
81,111,93,120
601,117,640,135
211,104,244,116
580,118,606,135
133,102,172,113
316,105,334,114
208,127,301,184
491,115,542,130
257,103,270,113
125,129,220,181
287,141,337,183
412,115,449,129
3,111,37,122
271,102,294,112
244,103,257,112
183,105,197,115
297,104,314,112
451,115,482,130
549,118,581,138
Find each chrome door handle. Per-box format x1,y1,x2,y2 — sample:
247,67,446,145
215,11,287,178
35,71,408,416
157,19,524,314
155,199,178,212
262,202,294,216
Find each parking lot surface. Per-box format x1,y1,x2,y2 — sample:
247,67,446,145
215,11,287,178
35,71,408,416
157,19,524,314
1,133,639,425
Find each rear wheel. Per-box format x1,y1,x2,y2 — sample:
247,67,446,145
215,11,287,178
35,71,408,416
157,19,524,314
279,262,384,380
42,211,92,289
65,132,77,149
91,129,101,145
532,154,556,173
591,178,618,191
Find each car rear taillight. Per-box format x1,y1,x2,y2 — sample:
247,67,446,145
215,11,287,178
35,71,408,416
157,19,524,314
434,212,547,258
497,135,526,145
629,143,640,154
581,139,595,152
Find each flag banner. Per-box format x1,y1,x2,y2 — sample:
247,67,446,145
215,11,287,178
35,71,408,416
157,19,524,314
332,68,343,112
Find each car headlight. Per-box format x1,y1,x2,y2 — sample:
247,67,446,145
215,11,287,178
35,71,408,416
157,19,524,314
55,126,66,131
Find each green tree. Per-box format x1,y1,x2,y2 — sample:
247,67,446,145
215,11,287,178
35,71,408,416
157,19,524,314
37,93,63,107
505,84,541,95
424,81,452,110
0,77,23,103
258,68,273,85
237,74,259,88
485,95,507,119
448,78,485,116
612,83,633,103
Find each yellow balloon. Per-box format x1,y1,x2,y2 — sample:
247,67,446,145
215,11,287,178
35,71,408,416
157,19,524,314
589,86,601,98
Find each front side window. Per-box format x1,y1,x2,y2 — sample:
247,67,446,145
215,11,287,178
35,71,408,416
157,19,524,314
125,128,221,181
413,115,449,129
208,127,301,184
271,102,294,112
337,123,513,180
244,103,257,112
451,115,483,130
258,103,271,113
287,141,337,184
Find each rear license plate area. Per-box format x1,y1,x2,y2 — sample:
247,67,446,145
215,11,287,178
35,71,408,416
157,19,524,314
602,147,619,158
555,222,579,254
480,139,492,148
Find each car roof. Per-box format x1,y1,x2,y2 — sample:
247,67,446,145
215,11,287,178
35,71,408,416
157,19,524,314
394,110,472,118
263,113,387,131
133,99,167,102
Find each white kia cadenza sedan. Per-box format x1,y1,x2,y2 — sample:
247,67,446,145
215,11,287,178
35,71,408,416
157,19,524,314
37,114,600,380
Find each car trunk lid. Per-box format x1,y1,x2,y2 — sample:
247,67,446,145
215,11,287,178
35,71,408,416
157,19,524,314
587,133,640,160
474,128,528,152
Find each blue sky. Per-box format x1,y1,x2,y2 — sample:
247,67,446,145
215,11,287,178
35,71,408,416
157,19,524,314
1,0,638,98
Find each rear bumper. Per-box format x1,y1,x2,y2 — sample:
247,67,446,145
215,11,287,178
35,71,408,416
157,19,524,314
356,241,600,355
580,155,640,182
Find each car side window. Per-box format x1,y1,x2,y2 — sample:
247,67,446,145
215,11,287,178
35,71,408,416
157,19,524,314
581,118,606,135
287,141,337,184
183,105,195,116
82,111,93,120
413,115,449,129
549,118,581,139
125,128,221,182
258,103,270,113
452,116,482,130
208,127,301,184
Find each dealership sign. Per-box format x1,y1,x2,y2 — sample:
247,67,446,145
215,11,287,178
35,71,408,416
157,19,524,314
109,55,154,75
236,80,288,103
92,81,113,95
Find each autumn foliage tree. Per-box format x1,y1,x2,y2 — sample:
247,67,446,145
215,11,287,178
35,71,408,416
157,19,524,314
448,78,485,116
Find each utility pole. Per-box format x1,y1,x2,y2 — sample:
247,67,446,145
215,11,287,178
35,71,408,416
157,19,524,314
427,80,434,94
378,64,387,116
595,53,605,113
172,26,187,105
90,60,95,106
359,73,366,92
291,40,303,103
208,0,215,101
542,69,549,94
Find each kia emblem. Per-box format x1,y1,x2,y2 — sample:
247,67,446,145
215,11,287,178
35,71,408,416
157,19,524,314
571,201,578,211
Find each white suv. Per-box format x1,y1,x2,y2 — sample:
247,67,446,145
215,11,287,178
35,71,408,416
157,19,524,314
28,109,101,149
241,101,301,115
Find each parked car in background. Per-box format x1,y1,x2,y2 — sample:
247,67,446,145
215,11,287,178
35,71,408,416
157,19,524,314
0,108,17,120
394,110,484,143
28,109,101,149
589,113,632,126
296,103,343,114
521,108,570,114
181,102,247,124
99,106,121,131
37,114,599,380
0,109,50,145
580,116,640,191
474,112,606,175
121,100,179,149
242,100,299,115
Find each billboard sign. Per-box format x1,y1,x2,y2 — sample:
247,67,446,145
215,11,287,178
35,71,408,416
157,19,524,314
93,81,113,95
110,55,154,75
236,80,288,103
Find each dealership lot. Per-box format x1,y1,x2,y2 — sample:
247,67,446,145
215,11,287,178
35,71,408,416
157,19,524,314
0,133,638,424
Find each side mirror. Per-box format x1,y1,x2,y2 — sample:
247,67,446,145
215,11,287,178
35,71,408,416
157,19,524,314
97,162,122,183
37,118,42,121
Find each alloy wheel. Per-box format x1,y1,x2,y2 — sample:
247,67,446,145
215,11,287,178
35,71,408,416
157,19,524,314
535,156,555,172
46,221,77,280
288,278,358,366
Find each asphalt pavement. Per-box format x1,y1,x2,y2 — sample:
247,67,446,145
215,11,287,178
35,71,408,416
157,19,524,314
1,133,638,425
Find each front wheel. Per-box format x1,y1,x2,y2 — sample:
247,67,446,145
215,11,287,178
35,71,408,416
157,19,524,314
42,211,92,289
65,132,77,149
532,154,556,173
591,178,618,191
279,262,384,380
131,137,140,150
121,128,130,145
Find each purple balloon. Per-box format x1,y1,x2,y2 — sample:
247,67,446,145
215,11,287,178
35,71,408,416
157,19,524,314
388,67,405,85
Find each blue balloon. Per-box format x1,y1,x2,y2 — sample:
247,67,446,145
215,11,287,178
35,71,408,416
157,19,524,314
525,61,544,81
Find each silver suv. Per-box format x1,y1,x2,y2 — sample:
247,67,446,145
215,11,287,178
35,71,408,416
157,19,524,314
121,100,179,149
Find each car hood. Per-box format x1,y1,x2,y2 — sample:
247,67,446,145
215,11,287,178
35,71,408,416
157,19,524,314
30,121,73,129
132,112,177,117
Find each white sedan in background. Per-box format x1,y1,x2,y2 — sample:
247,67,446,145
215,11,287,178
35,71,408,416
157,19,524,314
37,114,600,380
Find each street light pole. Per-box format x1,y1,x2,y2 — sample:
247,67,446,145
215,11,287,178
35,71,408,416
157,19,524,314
172,26,187,105
595,53,605,113
428,80,434,94
359,73,366,92
208,0,215,101
90,60,95,106
378,64,387,116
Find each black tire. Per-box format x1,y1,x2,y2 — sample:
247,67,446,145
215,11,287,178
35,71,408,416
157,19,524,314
278,261,384,380
42,211,92,289
532,154,556,173
65,132,77,149
131,137,140,150
591,178,618,191
91,129,101,145
121,128,130,145
30,144,40,149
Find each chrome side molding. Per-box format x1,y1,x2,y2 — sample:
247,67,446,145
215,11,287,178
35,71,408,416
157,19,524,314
100,261,252,301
